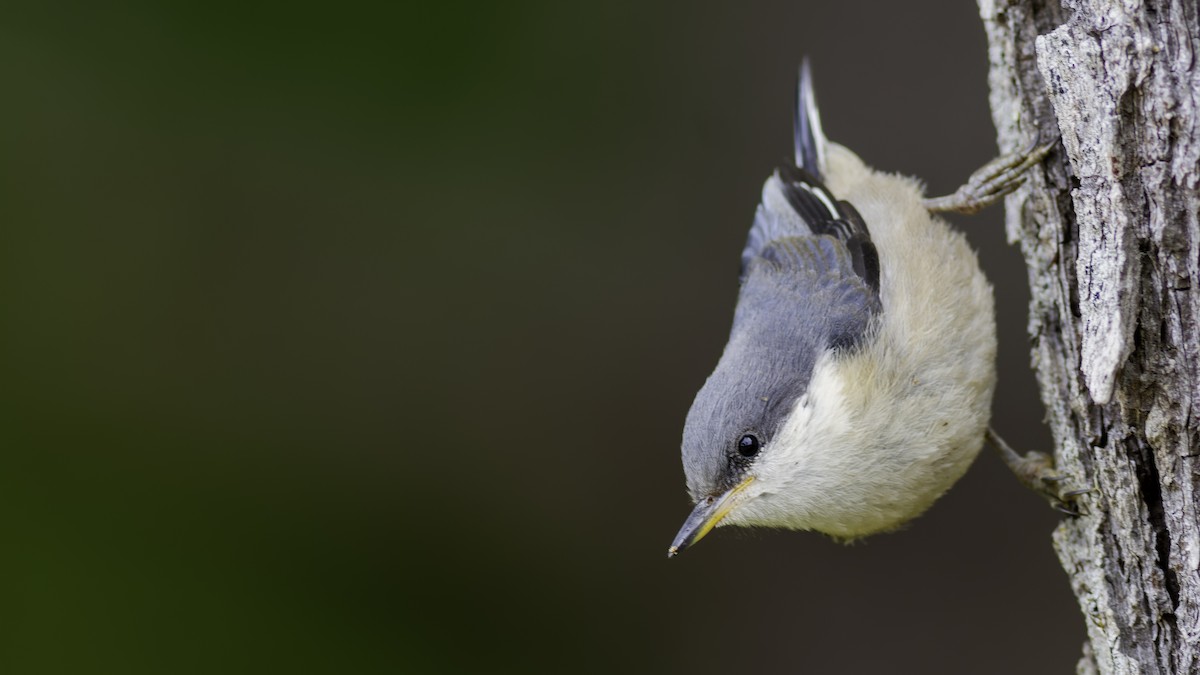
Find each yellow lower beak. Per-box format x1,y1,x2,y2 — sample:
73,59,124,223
667,476,755,557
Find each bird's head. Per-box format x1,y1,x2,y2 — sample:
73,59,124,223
670,292,850,557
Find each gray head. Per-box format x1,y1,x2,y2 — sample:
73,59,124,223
680,262,824,501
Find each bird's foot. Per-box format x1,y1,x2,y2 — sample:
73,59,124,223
986,428,1094,516
923,140,1055,214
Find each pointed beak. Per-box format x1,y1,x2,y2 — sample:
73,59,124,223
667,476,755,557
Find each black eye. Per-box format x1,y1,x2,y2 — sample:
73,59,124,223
737,434,761,457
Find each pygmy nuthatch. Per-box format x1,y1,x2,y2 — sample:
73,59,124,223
670,61,1051,556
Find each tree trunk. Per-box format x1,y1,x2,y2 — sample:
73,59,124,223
976,0,1200,672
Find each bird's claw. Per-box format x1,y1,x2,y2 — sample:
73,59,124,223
986,428,1093,517
924,140,1055,214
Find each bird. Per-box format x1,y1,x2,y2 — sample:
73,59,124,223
668,60,1053,556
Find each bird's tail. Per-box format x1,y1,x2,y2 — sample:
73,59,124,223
794,58,827,179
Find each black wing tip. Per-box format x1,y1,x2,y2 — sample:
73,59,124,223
777,163,824,191
768,168,881,298
775,164,837,223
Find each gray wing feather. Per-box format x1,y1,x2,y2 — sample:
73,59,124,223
742,167,880,296
736,236,880,352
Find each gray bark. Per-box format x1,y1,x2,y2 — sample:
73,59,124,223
977,0,1200,672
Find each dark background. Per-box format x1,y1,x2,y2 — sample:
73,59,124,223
0,2,1084,673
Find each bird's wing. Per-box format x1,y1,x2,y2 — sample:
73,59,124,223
737,168,882,352
742,166,880,296
746,235,881,350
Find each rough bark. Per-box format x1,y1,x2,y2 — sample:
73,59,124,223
977,0,1200,672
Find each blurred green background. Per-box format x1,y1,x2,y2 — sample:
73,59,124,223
0,2,1083,673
